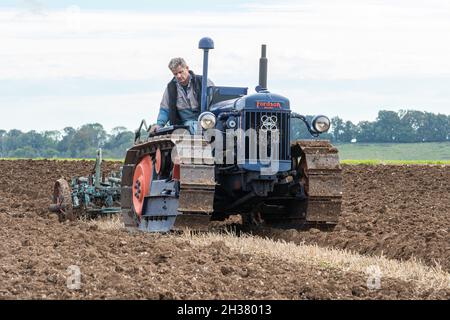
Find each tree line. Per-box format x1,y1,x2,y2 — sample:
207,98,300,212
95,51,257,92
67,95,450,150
291,110,449,143
0,124,134,159
0,110,448,159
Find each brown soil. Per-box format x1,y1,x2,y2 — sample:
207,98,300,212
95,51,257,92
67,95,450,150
0,160,448,299
255,164,450,271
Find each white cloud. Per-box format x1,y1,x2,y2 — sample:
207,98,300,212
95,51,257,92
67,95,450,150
0,1,449,131
1,1,450,81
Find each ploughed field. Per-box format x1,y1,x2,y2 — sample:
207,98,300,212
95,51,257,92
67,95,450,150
0,159,448,299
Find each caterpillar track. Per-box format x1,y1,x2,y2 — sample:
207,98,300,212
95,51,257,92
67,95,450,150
292,140,342,228
121,133,217,232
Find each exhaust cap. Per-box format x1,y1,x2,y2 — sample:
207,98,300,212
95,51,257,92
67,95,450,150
199,37,214,50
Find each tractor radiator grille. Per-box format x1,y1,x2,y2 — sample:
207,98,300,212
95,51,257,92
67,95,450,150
243,110,290,161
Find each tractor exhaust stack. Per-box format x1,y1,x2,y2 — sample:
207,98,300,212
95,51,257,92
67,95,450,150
258,44,268,92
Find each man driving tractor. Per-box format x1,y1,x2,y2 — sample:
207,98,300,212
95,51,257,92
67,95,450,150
149,57,214,135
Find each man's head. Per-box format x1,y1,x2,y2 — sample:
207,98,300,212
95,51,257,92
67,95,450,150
168,57,190,86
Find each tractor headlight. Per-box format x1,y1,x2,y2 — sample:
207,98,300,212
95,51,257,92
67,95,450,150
198,112,216,130
312,115,331,133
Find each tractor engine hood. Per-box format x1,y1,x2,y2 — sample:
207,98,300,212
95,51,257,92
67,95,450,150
235,91,290,111
210,91,290,114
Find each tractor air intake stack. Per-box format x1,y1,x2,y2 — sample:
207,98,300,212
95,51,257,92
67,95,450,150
198,37,214,113
258,44,268,92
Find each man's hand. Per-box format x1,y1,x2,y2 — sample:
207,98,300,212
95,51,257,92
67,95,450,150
149,124,161,134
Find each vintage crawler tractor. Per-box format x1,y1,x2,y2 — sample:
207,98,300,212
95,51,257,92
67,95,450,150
120,37,343,232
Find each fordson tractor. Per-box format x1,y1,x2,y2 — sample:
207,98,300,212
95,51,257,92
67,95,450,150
50,37,342,232
119,37,342,232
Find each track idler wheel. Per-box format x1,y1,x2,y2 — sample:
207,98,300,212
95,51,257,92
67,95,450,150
49,178,74,222
132,155,153,219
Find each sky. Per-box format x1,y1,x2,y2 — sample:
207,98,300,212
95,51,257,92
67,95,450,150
1,0,449,132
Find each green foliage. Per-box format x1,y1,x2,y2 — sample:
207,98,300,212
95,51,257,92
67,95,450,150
102,126,135,159
0,123,134,159
289,110,450,144
10,146,38,158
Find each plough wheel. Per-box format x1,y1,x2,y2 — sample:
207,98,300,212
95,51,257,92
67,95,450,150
52,179,74,222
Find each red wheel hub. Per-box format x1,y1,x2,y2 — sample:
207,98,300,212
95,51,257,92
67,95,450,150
132,155,153,218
